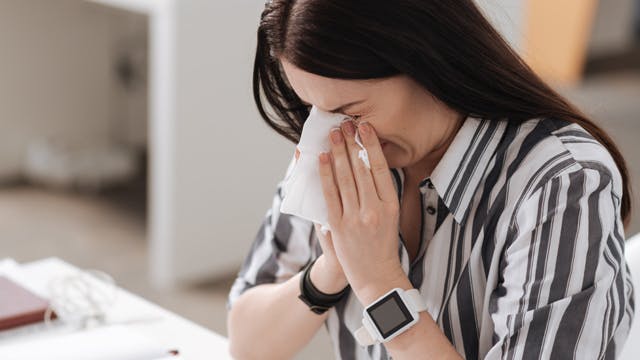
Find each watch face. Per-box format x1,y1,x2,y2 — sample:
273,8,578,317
366,291,414,339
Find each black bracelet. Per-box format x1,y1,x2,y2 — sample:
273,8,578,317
297,258,350,314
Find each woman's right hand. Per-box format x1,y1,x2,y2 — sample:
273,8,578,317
311,223,349,293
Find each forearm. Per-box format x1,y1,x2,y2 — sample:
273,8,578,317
227,258,346,359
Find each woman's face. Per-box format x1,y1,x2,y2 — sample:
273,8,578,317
280,59,464,180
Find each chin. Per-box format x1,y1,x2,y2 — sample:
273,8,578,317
379,146,397,168
379,144,400,168
383,156,402,169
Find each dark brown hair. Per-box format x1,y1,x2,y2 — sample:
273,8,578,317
253,0,632,229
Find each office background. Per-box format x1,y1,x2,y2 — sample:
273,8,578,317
1,0,639,358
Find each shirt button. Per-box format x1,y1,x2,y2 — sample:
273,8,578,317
426,206,436,215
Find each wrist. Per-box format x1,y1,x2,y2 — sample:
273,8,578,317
310,256,349,294
355,265,410,306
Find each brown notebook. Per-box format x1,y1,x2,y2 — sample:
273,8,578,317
0,275,50,330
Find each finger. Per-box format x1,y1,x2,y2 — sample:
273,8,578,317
329,127,359,213
340,120,379,208
318,152,343,224
357,122,397,203
314,222,333,247
313,223,324,238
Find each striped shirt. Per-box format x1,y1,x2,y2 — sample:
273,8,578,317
227,116,635,359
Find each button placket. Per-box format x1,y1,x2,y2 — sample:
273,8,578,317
408,176,441,275
412,180,438,270
420,179,437,217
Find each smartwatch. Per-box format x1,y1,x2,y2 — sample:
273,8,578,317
354,287,427,346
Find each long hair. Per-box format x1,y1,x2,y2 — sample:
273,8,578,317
253,0,633,230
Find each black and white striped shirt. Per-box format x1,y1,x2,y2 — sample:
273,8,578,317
227,116,635,359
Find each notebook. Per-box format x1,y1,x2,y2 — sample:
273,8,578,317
0,276,50,331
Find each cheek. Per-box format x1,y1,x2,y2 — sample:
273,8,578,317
361,113,411,157
383,132,425,165
379,141,405,165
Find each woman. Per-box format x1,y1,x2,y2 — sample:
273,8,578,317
227,1,635,359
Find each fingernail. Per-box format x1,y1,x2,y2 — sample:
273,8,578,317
330,128,343,144
358,121,370,134
342,120,356,136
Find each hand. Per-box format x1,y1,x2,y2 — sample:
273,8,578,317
318,119,405,301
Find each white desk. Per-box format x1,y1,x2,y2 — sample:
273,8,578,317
0,257,231,359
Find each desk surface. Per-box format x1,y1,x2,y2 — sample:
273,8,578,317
1,257,231,359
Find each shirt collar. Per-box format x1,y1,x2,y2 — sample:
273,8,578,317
393,117,507,224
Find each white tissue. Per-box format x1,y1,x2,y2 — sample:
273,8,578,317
279,106,370,234
354,131,370,169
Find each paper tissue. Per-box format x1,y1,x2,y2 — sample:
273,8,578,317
279,106,370,235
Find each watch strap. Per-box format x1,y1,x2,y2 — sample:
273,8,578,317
298,258,350,315
405,288,428,312
355,324,376,346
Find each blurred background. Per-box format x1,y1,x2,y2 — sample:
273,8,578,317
0,0,638,358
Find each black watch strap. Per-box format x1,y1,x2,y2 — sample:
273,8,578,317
297,258,350,315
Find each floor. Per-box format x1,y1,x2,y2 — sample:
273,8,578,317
1,69,638,359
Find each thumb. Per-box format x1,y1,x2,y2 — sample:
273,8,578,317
314,223,334,250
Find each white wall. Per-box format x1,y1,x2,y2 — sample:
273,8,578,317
0,0,149,182
0,0,113,180
474,0,526,53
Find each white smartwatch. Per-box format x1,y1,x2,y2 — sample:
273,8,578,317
355,287,428,346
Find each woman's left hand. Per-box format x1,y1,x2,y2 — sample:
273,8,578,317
318,119,406,302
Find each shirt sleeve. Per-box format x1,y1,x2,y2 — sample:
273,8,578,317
226,154,316,311
485,167,635,359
